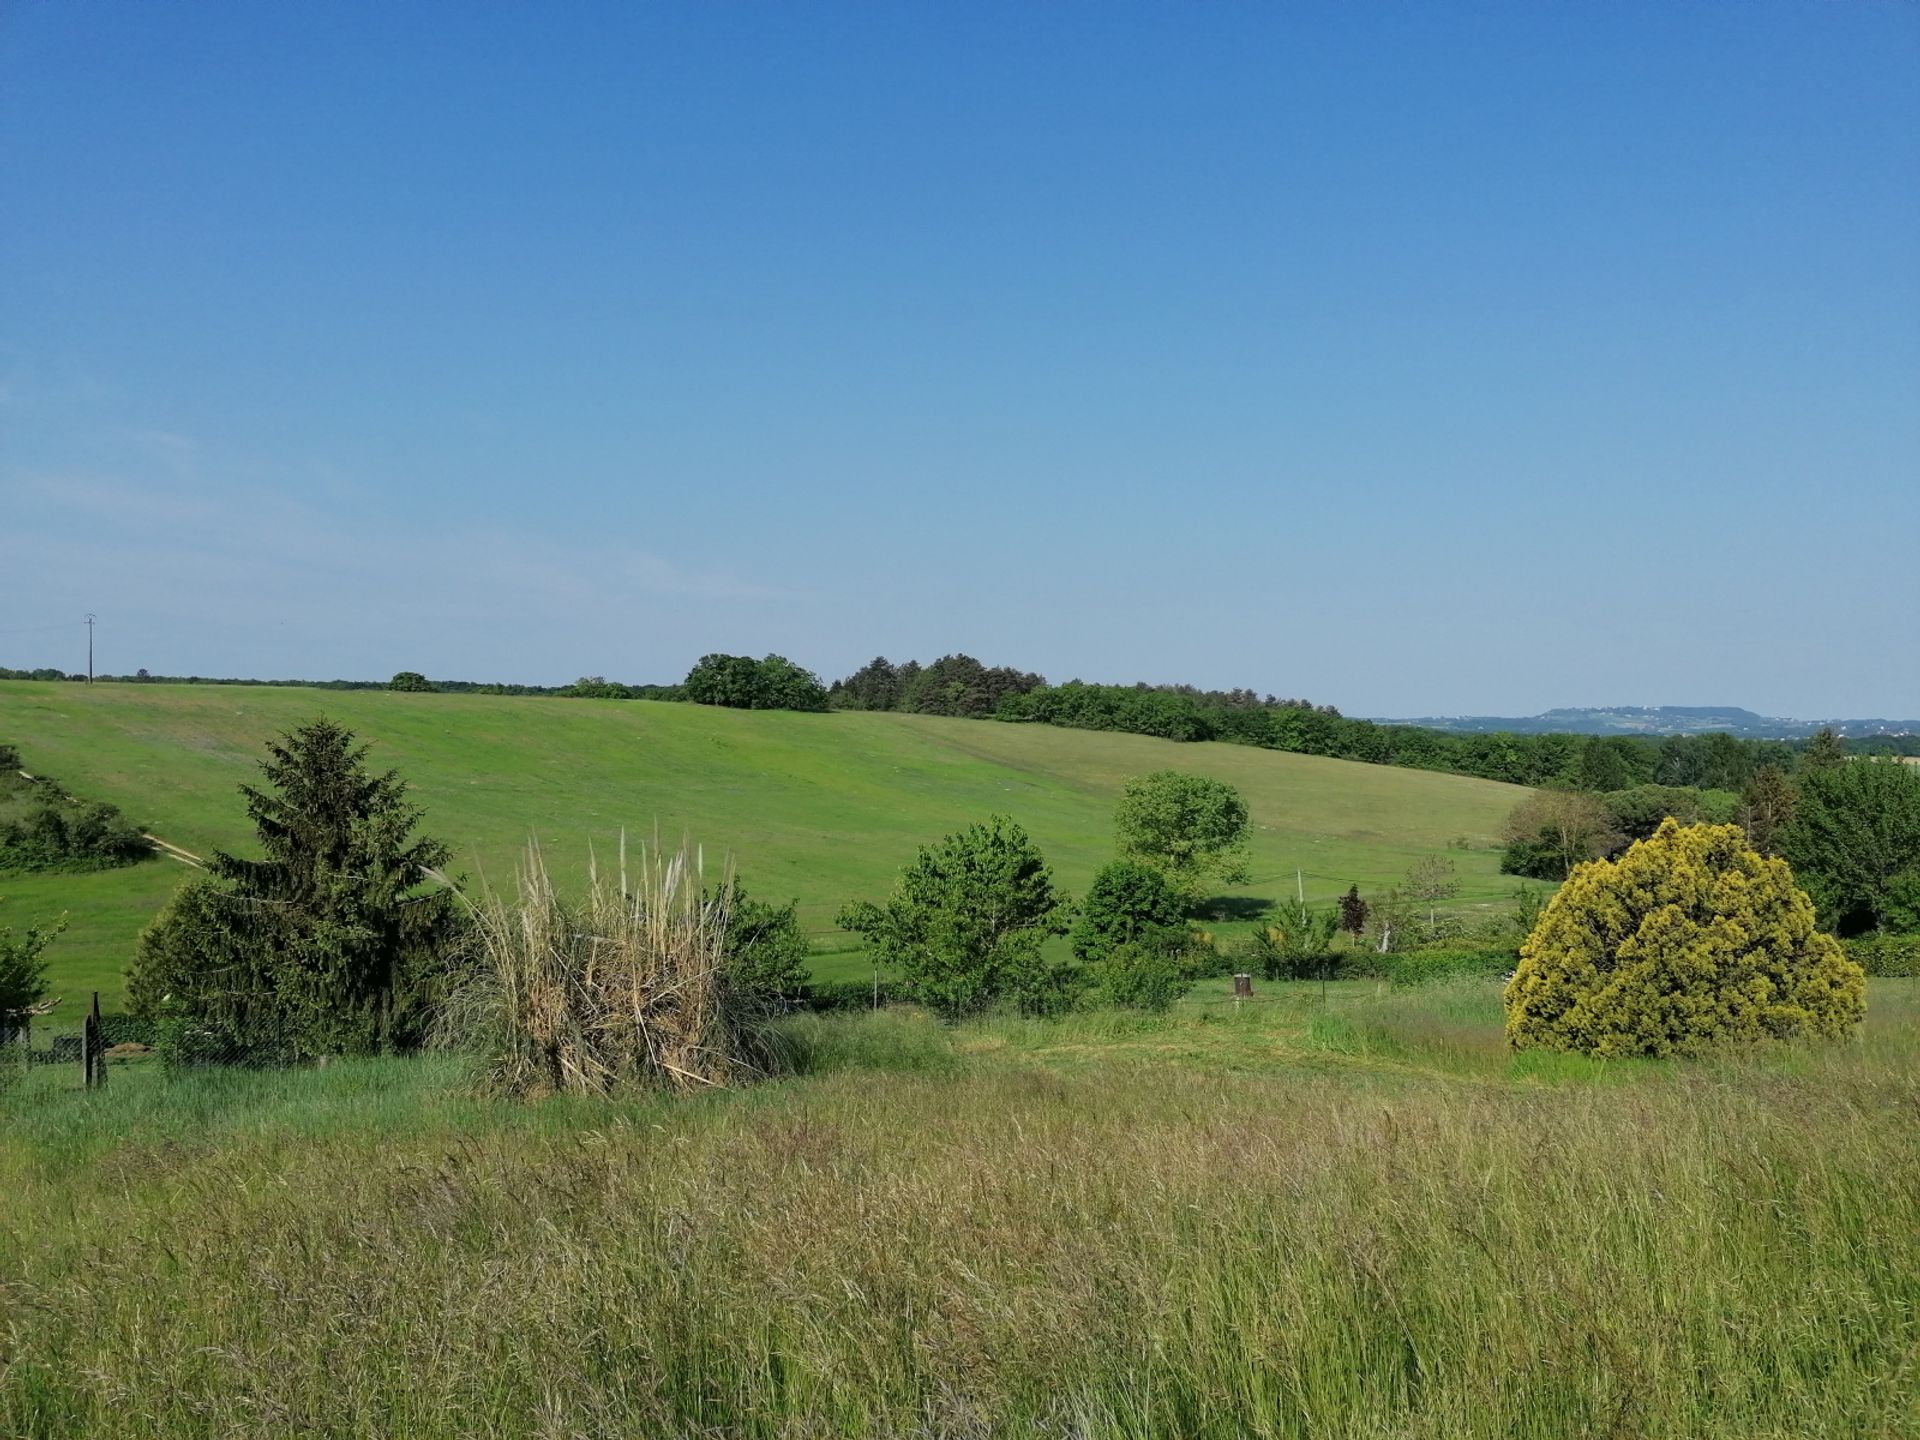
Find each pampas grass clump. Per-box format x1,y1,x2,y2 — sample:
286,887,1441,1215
443,834,769,1098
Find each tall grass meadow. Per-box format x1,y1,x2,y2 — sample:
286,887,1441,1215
3,981,1915,1437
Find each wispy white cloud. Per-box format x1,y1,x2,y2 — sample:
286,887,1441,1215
17,465,782,606
3,434,800,681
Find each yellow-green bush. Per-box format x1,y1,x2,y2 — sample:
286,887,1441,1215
1505,819,1864,1057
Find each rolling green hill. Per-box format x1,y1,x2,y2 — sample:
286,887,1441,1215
0,682,1535,1007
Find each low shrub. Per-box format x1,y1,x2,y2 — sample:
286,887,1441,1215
1087,941,1192,1012
720,887,813,1008
1351,948,1516,987
1242,897,1339,980
1845,933,1920,978
0,797,151,873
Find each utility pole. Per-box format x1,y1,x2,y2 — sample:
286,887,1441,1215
85,613,95,682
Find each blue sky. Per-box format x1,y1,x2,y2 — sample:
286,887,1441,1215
4,2,1916,717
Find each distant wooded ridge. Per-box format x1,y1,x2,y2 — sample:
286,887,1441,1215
1378,706,1920,740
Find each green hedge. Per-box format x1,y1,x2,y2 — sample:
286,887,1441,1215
99,1015,158,1047
1845,934,1920,978
1343,948,1518,986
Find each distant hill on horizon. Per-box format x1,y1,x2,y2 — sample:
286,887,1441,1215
1375,705,1920,740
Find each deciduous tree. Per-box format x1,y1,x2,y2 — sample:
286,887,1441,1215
838,817,1072,1018
1500,790,1621,880
1113,771,1251,905
0,901,59,1036
1403,856,1459,925
1782,758,1920,935
1071,860,1186,965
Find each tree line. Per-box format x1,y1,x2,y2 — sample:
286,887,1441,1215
1501,731,1920,940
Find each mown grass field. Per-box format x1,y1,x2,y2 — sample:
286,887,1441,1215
0,682,1536,1008
3,978,1916,1438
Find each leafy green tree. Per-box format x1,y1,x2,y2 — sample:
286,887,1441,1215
682,653,826,711
682,654,764,707
753,654,829,712
126,719,461,1058
1113,771,1251,905
1887,871,1920,936
1782,759,1920,935
1506,820,1863,1057
1403,856,1459,925
838,817,1071,1018
1578,737,1641,791
388,671,434,692
560,676,638,699
0,901,60,1034
1500,790,1621,880
1363,887,1415,953
899,654,1045,718
1070,860,1186,965
900,653,993,717
1600,785,1740,845
720,884,813,1008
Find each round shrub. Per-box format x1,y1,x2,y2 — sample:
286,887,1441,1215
1504,819,1864,1057
1089,941,1192,1012
1071,860,1187,964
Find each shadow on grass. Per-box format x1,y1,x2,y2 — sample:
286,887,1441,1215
1196,895,1275,922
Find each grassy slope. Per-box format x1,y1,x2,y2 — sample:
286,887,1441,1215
4,980,1915,1437
0,681,1534,1006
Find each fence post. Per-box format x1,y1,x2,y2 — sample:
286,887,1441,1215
83,991,107,1090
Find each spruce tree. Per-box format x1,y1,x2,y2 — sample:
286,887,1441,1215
1800,727,1847,772
1739,765,1797,857
127,719,459,1058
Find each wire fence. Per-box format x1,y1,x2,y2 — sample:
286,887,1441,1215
1,1002,119,1094
0,1001,321,1096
